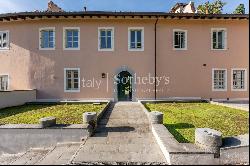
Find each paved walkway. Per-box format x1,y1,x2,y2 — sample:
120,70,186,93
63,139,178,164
0,102,166,165
72,102,166,164
215,100,249,111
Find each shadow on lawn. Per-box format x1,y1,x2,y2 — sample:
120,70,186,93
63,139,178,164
164,123,195,143
0,104,56,120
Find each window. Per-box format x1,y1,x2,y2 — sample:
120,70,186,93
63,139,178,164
212,69,227,91
39,28,55,50
64,68,80,92
211,28,227,50
63,27,80,50
0,31,9,50
173,29,187,50
98,27,114,51
232,69,247,91
0,75,9,91
128,27,144,51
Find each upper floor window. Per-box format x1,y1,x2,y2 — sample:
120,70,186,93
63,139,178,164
232,69,247,91
64,68,80,92
0,75,9,91
63,27,80,50
0,31,9,50
212,69,227,91
39,27,55,50
173,29,187,50
211,28,227,50
128,27,144,51
98,27,114,51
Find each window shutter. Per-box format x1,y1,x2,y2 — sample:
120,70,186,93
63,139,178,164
223,30,227,49
183,32,186,48
0,33,2,47
128,30,131,49
141,30,144,50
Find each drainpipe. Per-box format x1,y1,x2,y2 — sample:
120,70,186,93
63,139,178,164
154,17,159,101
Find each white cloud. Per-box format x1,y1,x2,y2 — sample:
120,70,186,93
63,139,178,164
0,1,27,13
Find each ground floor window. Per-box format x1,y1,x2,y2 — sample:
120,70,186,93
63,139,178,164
212,69,227,91
232,69,247,91
0,75,8,91
64,68,80,92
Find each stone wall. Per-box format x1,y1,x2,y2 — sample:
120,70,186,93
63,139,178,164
0,90,36,109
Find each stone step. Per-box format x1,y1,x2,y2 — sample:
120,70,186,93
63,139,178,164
11,148,51,165
0,153,25,165
36,143,81,165
73,150,166,163
85,135,156,145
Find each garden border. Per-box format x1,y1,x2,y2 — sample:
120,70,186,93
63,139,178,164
0,100,112,155
138,100,249,165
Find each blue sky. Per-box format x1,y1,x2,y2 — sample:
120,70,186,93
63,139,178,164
0,0,249,14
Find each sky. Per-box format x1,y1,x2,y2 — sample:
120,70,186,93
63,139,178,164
0,0,249,14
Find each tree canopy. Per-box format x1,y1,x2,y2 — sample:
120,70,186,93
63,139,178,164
197,0,226,14
233,4,245,14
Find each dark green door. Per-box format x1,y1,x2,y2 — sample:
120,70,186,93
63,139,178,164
117,71,132,101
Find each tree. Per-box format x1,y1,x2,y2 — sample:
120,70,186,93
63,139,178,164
233,4,245,14
197,0,226,14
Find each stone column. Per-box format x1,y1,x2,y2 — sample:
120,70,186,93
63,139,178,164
39,117,56,128
150,111,164,124
195,128,222,157
83,112,97,128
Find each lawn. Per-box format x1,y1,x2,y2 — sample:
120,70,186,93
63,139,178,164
145,102,249,143
0,103,106,124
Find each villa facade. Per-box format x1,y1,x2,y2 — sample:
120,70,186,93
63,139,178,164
0,10,249,101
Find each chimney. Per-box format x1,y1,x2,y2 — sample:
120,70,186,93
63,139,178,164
205,6,209,14
189,1,196,13
47,0,64,12
83,0,87,12
205,1,209,14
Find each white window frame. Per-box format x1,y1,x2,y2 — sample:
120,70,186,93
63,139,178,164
231,68,248,91
173,29,187,50
63,27,80,50
64,68,80,93
212,68,227,91
98,27,114,51
128,27,144,51
0,30,10,50
39,27,56,50
0,74,9,91
211,28,227,51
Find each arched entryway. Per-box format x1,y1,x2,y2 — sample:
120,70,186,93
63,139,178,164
117,71,133,101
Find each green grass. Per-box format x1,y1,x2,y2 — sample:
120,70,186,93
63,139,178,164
145,102,249,143
0,103,106,124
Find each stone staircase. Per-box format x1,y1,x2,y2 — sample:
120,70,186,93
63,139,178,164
0,142,83,165
0,102,167,165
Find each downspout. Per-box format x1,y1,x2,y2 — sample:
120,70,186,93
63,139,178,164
154,17,159,100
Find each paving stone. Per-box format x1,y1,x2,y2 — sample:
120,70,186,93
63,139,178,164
11,149,50,165
72,102,166,164
36,144,80,165
0,153,24,165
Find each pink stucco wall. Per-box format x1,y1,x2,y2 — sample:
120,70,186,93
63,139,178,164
0,18,248,100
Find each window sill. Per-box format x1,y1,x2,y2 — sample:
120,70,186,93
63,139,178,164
231,89,247,92
63,48,80,51
173,48,187,51
64,90,80,93
128,48,144,52
0,48,10,51
98,48,114,52
39,48,55,51
212,89,227,92
211,48,228,51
